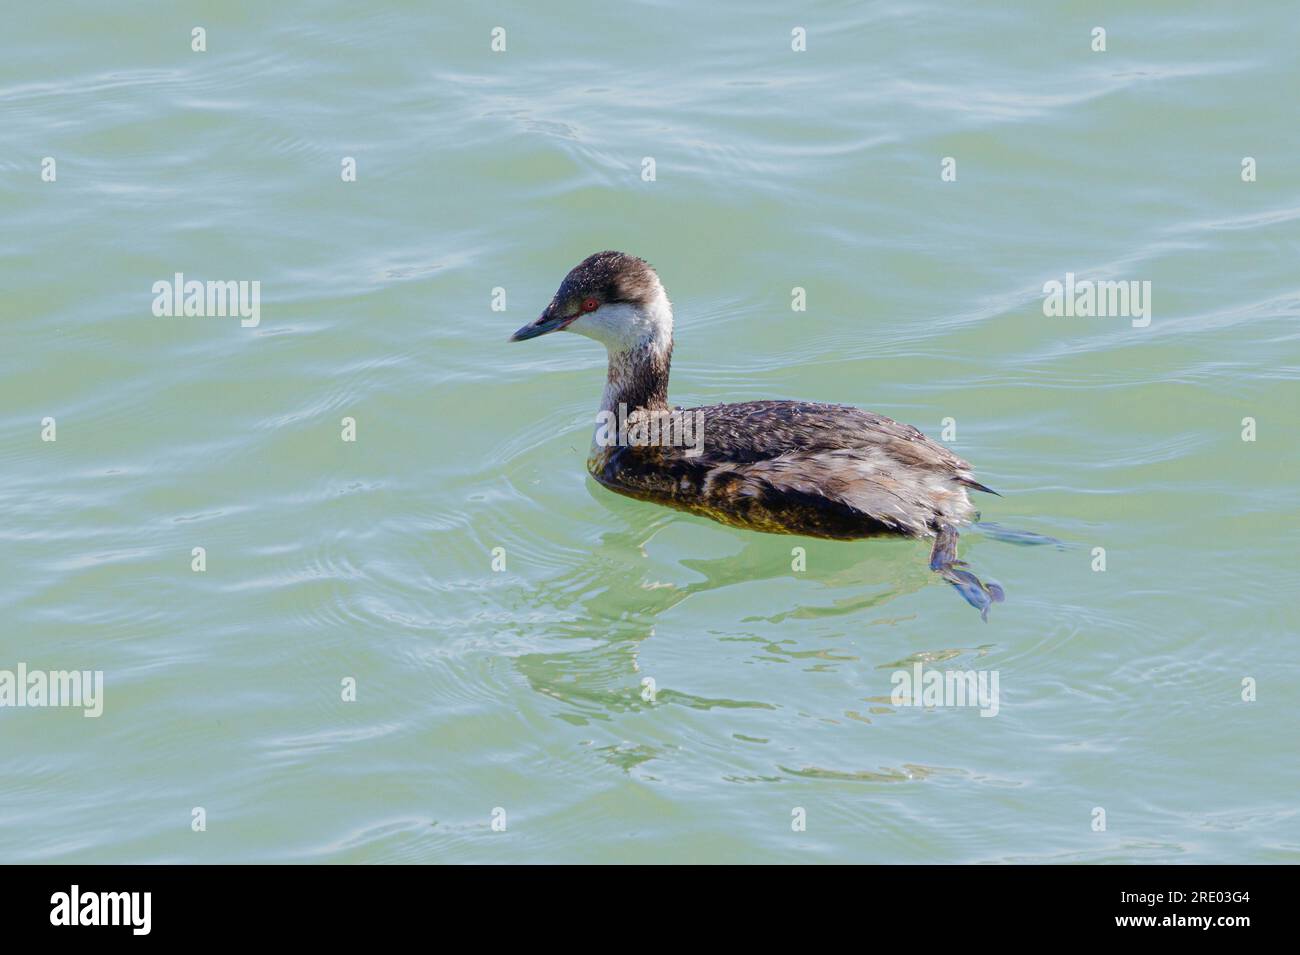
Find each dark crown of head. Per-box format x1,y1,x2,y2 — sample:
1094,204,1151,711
560,251,660,306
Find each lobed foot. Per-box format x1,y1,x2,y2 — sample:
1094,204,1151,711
930,527,1006,621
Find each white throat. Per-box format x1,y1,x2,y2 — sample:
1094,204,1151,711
565,286,674,417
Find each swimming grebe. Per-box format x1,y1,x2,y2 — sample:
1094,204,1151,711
510,251,1005,619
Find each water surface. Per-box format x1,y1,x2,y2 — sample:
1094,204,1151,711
1,1,1297,863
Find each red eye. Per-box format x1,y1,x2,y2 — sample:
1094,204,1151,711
581,297,599,313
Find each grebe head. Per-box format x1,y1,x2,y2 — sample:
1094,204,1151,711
510,251,672,356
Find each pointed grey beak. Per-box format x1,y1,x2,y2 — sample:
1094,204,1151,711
509,305,572,342
506,298,579,343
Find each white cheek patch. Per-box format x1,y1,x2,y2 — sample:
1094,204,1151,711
568,303,647,349
566,290,673,356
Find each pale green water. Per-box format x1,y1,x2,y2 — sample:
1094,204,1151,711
2,2,1298,863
